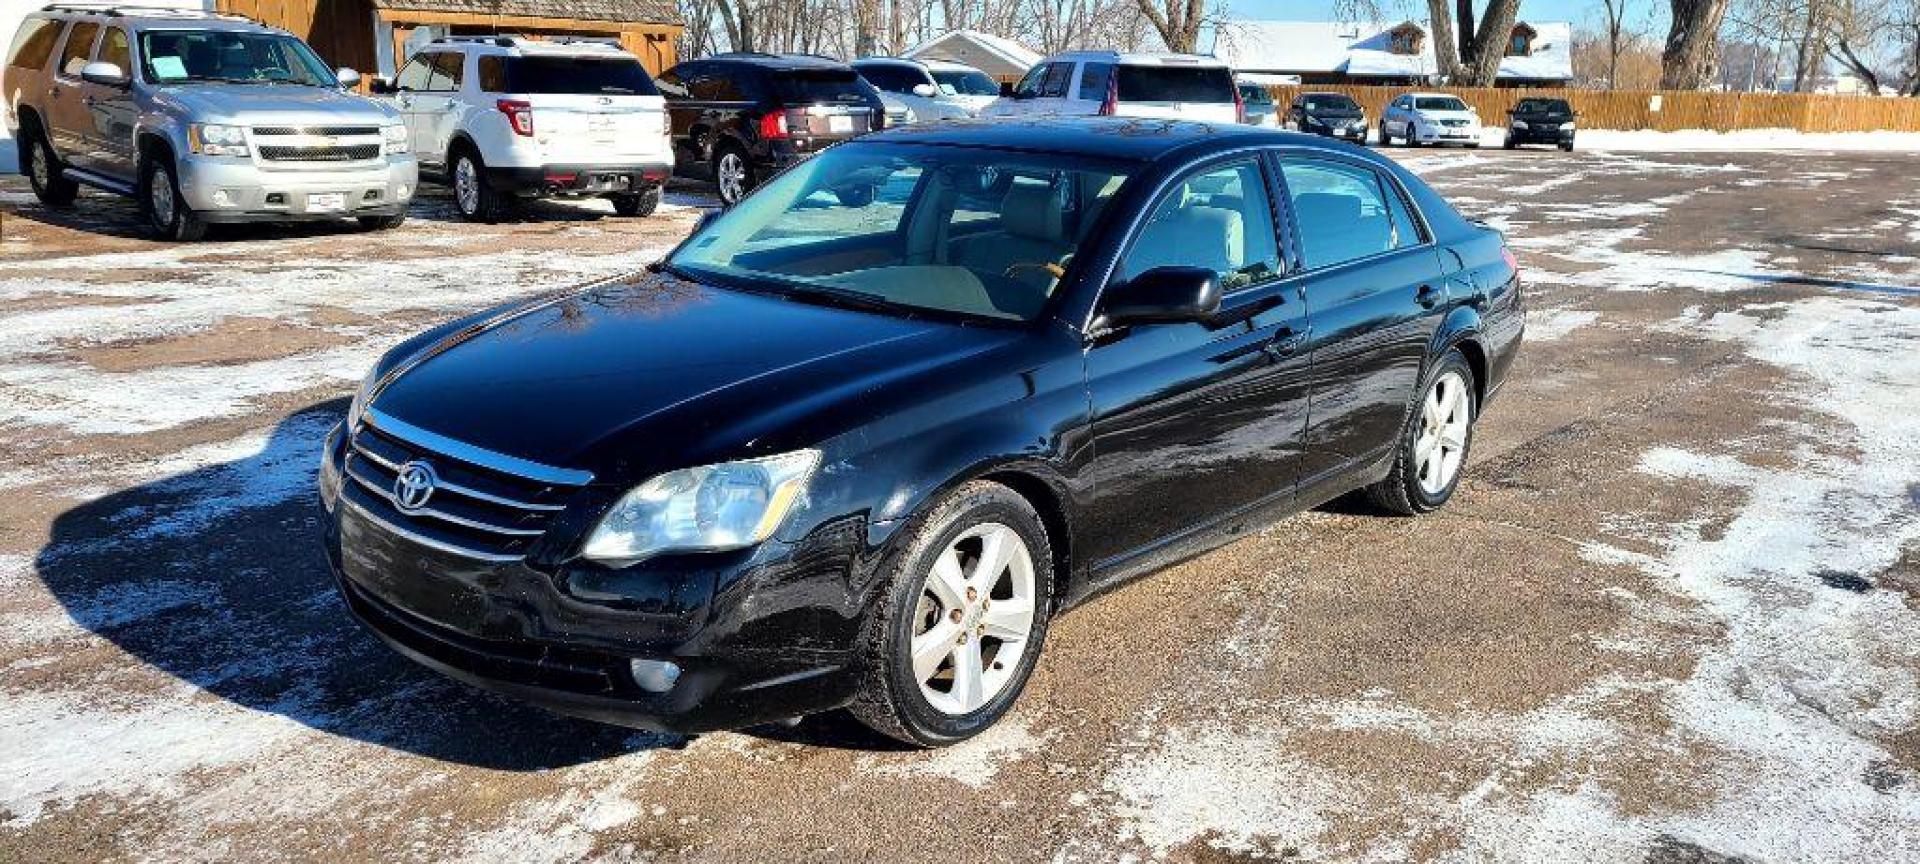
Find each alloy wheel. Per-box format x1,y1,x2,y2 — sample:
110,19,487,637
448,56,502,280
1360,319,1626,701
148,165,175,227
1414,370,1471,495
30,139,51,190
717,152,745,203
910,523,1036,716
454,156,480,215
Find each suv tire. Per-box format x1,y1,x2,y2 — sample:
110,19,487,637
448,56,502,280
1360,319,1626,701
610,186,660,217
450,147,512,223
22,124,79,207
139,150,208,242
359,213,408,231
848,480,1054,748
712,142,755,206
1366,349,1477,515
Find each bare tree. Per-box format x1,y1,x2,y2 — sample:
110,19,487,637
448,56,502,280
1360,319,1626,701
1662,0,1733,88
1425,0,1461,80
1135,0,1209,52
1600,0,1638,88
1421,0,1521,85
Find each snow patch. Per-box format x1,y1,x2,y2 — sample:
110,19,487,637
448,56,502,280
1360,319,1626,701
1524,309,1601,341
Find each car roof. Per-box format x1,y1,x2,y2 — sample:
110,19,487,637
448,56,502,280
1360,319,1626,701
428,36,630,56
1041,50,1229,67
35,7,279,33
701,52,854,70
866,116,1363,163
1403,92,1464,99
851,57,924,69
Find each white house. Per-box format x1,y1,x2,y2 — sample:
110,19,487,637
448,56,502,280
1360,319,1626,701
902,29,1041,80
1210,19,1573,87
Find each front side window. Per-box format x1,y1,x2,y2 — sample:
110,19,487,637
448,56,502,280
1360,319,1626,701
1011,63,1047,98
1038,62,1072,97
424,51,462,91
1280,160,1415,268
58,22,98,77
1077,62,1112,100
97,27,130,71
1117,160,1281,291
140,29,335,85
669,143,1132,322
395,54,431,91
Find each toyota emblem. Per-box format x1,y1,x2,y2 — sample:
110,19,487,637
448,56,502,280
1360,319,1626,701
393,461,437,512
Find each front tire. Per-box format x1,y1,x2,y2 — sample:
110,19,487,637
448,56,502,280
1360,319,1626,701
1366,350,1477,515
848,480,1054,748
359,213,407,231
139,152,207,242
22,125,78,207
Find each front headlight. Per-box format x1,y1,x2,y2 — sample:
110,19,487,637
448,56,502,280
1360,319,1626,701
1511,119,1529,129
581,450,821,567
1560,121,1577,131
382,124,409,155
188,123,248,157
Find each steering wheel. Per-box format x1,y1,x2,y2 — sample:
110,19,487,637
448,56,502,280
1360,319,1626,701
1004,261,1064,281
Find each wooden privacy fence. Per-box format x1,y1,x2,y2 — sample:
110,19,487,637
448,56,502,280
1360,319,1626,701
1263,85,1920,133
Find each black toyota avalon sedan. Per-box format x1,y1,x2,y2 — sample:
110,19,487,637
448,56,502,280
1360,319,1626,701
319,118,1523,747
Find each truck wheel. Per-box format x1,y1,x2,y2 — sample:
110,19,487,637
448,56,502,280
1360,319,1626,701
359,213,407,230
450,147,511,223
22,125,78,207
139,151,207,242
610,186,660,217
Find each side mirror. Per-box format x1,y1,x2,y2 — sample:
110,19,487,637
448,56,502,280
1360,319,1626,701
368,76,396,95
999,81,1015,97
80,61,129,88
335,67,361,89
911,82,937,98
1100,266,1222,327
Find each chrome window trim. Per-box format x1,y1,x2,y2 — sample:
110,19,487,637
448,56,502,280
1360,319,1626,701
338,494,523,564
363,407,593,487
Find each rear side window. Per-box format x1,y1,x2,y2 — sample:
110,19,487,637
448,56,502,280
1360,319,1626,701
477,55,505,91
57,21,99,77
1280,160,1414,268
1077,62,1111,100
688,74,747,101
1038,62,1072,97
7,18,62,72
1116,65,1233,103
505,56,657,95
773,69,868,103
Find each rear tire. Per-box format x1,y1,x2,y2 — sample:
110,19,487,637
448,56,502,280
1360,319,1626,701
848,480,1054,748
610,186,661,217
359,213,407,230
22,124,78,207
1377,123,1393,147
450,147,512,223
1560,142,1575,152
1365,350,1477,516
139,150,207,242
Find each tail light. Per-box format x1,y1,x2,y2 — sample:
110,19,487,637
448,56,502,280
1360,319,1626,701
1233,85,1247,124
758,112,789,140
1097,73,1118,116
496,100,533,137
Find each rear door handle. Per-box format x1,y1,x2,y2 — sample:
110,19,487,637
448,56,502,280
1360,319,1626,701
1415,284,1442,309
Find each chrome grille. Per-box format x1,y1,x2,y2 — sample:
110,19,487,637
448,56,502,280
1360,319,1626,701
253,125,381,136
259,144,381,162
341,416,588,561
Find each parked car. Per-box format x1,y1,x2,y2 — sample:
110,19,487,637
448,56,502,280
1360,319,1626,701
922,59,1000,114
320,116,1523,747
982,51,1241,124
657,52,888,206
1380,93,1483,148
370,37,671,222
1286,91,1368,144
1504,97,1576,151
3,5,415,240
851,57,974,122
1237,78,1278,127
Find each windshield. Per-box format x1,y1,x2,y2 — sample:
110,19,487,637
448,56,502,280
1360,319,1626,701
1303,94,1359,112
774,69,872,103
668,144,1132,323
1415,96,1470,112
507,55,657,95
1115,65,1234,103
932,68,998,96
1515,98,1570,113
139,30,335,86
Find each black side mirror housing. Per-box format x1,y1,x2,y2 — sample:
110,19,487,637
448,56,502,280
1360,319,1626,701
368,76,396,95
1100,266,1222,328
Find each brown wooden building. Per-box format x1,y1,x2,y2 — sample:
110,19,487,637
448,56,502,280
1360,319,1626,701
215,0,684,78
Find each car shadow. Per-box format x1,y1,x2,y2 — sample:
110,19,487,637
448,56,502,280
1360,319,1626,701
34,400,896,767
2,187,397,243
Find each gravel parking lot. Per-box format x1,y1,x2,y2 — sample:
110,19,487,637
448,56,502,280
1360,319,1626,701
2,146,1918,863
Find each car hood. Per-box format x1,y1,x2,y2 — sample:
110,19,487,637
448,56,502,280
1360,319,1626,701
366,271,1017,480
1417,109,1481,124
156,84,401,125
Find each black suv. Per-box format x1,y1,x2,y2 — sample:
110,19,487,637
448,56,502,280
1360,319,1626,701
1504,97,1577,151
658,53,888,205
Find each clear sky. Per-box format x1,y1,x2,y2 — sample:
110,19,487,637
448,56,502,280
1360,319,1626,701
1220,0,1672,33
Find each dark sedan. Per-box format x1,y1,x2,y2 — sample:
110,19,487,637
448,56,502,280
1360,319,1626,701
318,118,1524,747
1286,91,1369,143
1505,97,1577,151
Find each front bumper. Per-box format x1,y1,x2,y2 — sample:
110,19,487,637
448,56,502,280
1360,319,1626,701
485,162,672,198
1304,121,1369,142
1508,126,1576,146
318,424,865,733
1415,125,1482,144
176,155,418,222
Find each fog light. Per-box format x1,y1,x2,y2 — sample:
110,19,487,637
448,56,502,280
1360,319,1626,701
396,184,411,199
265,192,286,205
210,189,234,207
629,659,681,693
363,189,380,201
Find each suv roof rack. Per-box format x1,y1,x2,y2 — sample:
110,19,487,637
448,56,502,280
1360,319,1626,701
431,34,624,50
434,35,518,46
40,3,256,21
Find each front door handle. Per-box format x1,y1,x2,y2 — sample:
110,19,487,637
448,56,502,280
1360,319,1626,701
1264,325,1309,358
1415,284,1442,309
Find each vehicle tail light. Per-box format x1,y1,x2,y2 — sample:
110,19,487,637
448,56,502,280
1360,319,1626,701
1097,73,1118,116
1233,84,1247,124
758,112,789,140
496,100,533,137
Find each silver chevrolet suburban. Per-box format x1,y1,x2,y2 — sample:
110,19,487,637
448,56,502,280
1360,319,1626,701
3,5,417,240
